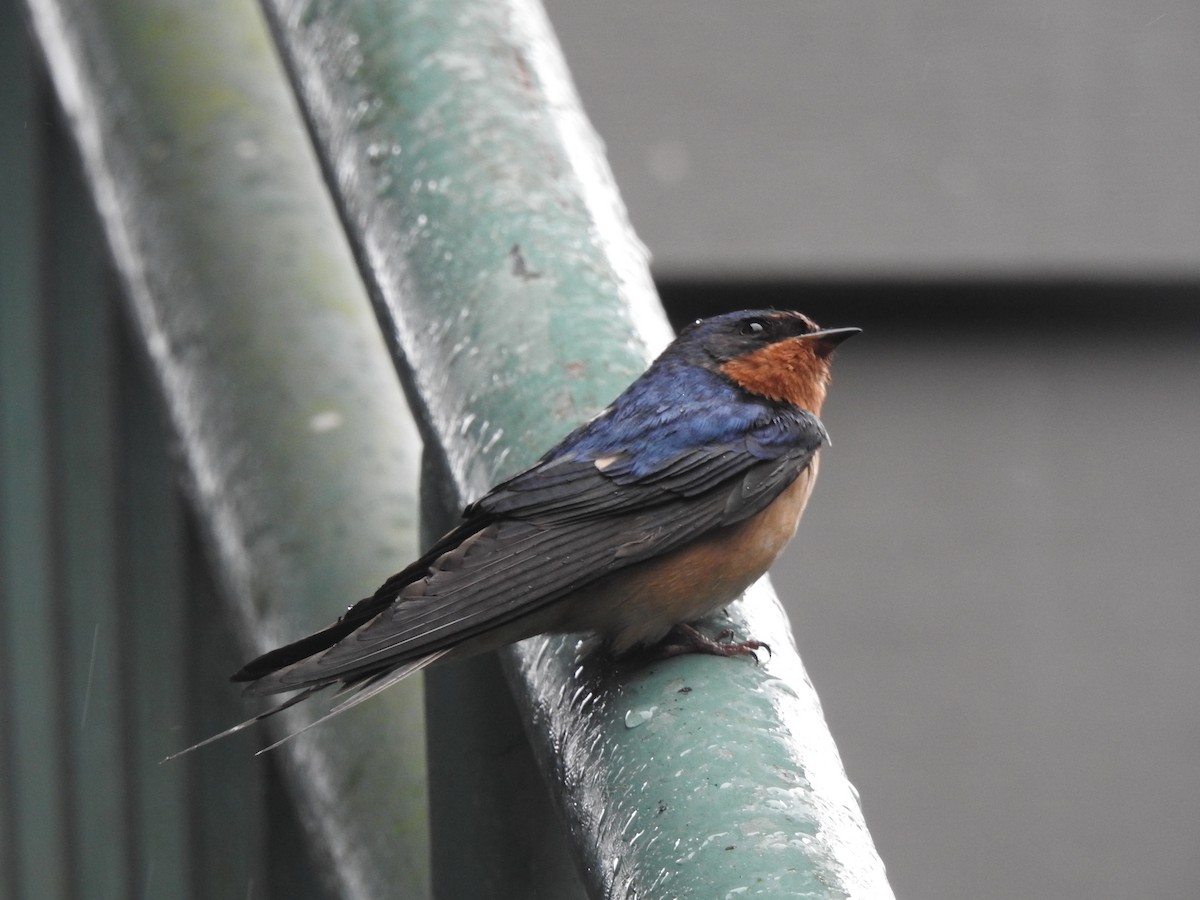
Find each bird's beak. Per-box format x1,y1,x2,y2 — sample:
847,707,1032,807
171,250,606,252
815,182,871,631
807,326,861,357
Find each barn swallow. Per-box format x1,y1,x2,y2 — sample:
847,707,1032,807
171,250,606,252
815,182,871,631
172,309,857,755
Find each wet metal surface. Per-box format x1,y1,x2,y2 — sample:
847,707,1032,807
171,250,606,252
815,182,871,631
26,0,430,896
511,583,890,897
264,0,894,895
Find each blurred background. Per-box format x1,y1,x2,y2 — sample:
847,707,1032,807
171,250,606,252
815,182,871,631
4,0,1198,898
540,2,1200,898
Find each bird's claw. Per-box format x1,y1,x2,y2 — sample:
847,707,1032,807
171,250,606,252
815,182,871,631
654,623,772,664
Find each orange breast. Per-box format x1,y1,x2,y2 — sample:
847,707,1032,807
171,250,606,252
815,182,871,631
568,456,820,652
719,339,830,412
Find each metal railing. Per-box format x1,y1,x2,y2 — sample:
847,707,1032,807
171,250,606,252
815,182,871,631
6,0,895,896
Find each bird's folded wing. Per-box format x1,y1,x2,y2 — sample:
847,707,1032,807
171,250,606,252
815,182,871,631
474,406,828,519
241,409,826,694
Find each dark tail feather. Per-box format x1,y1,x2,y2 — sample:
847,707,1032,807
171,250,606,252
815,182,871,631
160,685,325,762
232,519,493,683
250,649,450,756
230,587,406,683
231,620,358,683
164,648,449,762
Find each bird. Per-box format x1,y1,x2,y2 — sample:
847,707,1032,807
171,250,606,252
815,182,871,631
172,309,857,756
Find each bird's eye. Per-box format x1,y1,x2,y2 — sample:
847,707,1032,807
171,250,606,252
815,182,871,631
740,318,768,336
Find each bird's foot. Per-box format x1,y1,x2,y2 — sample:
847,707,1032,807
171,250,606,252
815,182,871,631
654,623,771,664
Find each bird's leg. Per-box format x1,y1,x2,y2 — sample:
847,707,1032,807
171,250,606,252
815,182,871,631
653,623,771,663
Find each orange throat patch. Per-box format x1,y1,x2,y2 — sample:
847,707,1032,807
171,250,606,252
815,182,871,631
719,338,831,412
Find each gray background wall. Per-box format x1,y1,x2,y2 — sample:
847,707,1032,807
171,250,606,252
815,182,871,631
544,3,1200,898
788,319,1199,900
545,0,1200,277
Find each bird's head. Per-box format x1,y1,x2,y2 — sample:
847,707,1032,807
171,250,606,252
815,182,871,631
676,310,860,413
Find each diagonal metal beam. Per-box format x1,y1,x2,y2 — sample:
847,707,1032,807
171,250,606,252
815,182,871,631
24,0,431,896
262,0,895,896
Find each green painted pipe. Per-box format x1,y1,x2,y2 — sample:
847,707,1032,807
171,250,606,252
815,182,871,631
25,0,431,896
263,0,895,896
0,12,66,896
